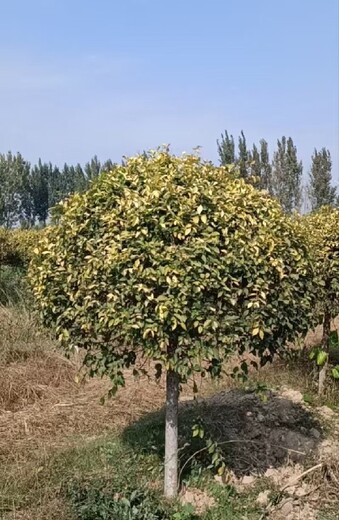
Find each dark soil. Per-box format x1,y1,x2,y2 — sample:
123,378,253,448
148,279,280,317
189,389,322,475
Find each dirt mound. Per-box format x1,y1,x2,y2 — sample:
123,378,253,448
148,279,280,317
183,389,322,476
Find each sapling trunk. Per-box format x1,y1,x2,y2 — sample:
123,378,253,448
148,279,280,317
164,369,179,498
319,308,331,396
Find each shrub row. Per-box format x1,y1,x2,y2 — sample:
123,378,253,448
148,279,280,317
0,228,42,268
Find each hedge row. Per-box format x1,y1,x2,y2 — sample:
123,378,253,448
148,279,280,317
0,228,42,268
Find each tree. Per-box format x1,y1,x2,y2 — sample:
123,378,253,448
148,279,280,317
85,155,101,182
272,137,302,213
249,140,273,192
249,143,261,180
48,163,62,208
238,130,249,178
74,164,87,193
217,131,235,165
308,148,336,211
259,139,272,193
102,159,115,173
303,208,339,394
31,160,50,225
29,151,315,498
0,152,31,227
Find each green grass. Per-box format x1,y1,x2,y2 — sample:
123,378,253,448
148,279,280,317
0,266,29,306
0,427,263,520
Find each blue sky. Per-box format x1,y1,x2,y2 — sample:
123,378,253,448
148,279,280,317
0,0,338,181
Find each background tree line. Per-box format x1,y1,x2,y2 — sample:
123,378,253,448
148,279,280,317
0,153,115,228
217,130,338,214
0,134,337,228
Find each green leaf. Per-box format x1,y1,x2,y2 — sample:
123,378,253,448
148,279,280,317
317,350,328,366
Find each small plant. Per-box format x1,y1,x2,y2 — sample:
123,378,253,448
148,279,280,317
191,421,226,476
67,482,198,520
309,331,339,383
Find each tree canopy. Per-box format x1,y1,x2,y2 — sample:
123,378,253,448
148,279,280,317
30,151,315,385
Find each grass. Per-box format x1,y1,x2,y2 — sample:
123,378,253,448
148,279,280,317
0,431,263,519
0,266,28,306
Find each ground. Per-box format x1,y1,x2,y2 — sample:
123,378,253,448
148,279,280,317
0,306,339,519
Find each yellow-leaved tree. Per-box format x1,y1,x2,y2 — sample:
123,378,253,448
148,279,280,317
303,207,339,395
29,150,315,497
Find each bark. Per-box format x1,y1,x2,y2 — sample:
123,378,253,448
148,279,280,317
164,369,179,498
318,309,331,396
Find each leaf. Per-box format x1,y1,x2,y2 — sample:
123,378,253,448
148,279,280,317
252,327,259,336
197,205,203,214
316,350,328,366
201,214,207,224
309,349,317,361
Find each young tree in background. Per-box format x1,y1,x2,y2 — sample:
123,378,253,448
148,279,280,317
101,159,116,173
85,155,101,181
259,139,272,193
308,148,336,211
249,143,261,179
238,130,249,178
272,137,302,213
74,164,87,193
18,156,34,227
0,152,29,227
48,163,62,208
249,139,272,192
31,160,50,225
217,131,236,166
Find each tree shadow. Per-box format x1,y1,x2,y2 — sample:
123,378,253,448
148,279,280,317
122,388,323,478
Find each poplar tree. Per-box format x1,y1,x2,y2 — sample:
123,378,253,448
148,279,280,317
217,131,235,165
31,160,50,225
238,130,249,178
308,148,336,211
272,137,302,213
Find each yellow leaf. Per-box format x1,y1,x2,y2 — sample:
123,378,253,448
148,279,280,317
201,214,207,224
252,327,259,336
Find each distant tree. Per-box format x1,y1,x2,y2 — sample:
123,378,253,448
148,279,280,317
101,159,115,173
217,131,236,166
308,148,336,211
249,139,272,192
74,164,87,193
238,130,249,178
0,152,31,227
85,155,101,182
60,164,74,198
259,139,273,193
272,137,302,213
31,160,50,225
19,157,34,227
48,164,62,208
249,143,261,179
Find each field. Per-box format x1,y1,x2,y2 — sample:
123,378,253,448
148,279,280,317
1,303,339,520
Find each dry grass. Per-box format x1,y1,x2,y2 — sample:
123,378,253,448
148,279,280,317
0,306,50,365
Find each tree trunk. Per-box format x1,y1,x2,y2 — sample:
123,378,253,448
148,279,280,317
164,369,179,498
319,309,331,396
